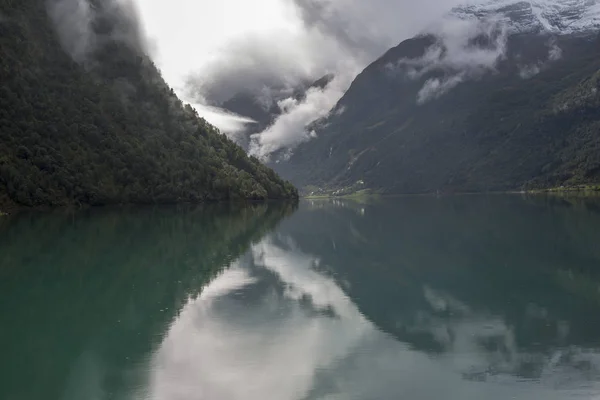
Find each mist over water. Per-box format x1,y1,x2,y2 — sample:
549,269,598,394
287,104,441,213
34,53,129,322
2,196,600,399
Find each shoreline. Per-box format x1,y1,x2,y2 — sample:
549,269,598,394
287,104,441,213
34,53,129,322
0,197,300,216
304,186,600,200
3,185,599,214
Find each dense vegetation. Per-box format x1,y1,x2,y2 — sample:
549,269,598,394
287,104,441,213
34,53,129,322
0,0,297,210
279,33,600,195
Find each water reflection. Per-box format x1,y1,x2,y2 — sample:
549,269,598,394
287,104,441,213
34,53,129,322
149,200,600,400
149,201,600,400
148,239,372,400
0,203,295,400
2,196,600,399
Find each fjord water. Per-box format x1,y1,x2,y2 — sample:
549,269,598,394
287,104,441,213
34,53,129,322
1,196,600,400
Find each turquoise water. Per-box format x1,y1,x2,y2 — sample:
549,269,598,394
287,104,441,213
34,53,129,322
2,196,600,399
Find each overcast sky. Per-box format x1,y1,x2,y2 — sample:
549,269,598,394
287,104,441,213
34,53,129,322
135,0,473,91
131,0,481,158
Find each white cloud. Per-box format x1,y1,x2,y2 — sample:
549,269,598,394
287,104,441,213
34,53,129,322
51,0,570,156
518,38,563,80
417,74,465,104
249,71,357,161
519,64,541,79
47,0,148,65
548,39,563,61
46,0,94,63
242,9,510,157
190,103,257,135
390,16,509,103
130,0,475,158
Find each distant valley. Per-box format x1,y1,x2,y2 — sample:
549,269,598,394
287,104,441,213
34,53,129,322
220,0,600,195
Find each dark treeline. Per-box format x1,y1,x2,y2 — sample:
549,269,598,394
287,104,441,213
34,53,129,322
0,0,297,210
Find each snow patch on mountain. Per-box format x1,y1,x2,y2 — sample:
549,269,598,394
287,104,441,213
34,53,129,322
452,0,600,34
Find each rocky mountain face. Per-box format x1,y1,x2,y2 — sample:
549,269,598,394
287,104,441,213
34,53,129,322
452,0,600,34
277,0,600,194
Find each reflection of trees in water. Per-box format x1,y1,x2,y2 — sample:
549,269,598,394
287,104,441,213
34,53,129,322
0,202,296,400
280,196,600,386
148,235,375,400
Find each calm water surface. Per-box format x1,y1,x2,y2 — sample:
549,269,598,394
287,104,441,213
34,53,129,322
2,196,600,400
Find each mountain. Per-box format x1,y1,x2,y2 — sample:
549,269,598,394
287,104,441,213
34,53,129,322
0,0,297,210
452,0,600,34
278,0,600,195
220,74,335,151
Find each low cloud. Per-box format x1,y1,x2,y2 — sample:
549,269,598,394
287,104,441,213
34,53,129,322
237,9,512,152
518,64,541,79
518,38,563,80
392,18,565,99
249,70,357,161
46,0,94,63
191,104,258,136
417,73,465,104
167,0,470,159
184,32,341,106
389,16,509,104
402,18,507,78
548,39,562,61
46,0,148,65
188,0,462,107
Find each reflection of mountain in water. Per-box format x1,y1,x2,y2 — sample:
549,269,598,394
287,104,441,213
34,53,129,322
152,221,599,399
277,196,600,385
0,203,295,400
3,196,599,399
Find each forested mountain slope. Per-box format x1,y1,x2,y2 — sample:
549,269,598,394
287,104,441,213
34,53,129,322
279,1,600,195
0,0,297,209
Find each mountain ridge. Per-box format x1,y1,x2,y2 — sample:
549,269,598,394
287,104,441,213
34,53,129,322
277,1,600,194
0,0,297,210
451,0,600,34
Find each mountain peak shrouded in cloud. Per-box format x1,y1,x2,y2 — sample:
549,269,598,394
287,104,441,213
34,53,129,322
131,0,600,161
377,0,600,108
132,0,468,160
47,0,148,65
452,0,600,34
275,0,600,194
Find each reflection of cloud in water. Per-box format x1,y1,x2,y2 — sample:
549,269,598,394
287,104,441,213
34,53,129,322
145,236,600,400
411,286,600,389
146,246,372,400
251,238,364,321
198,267,257,303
